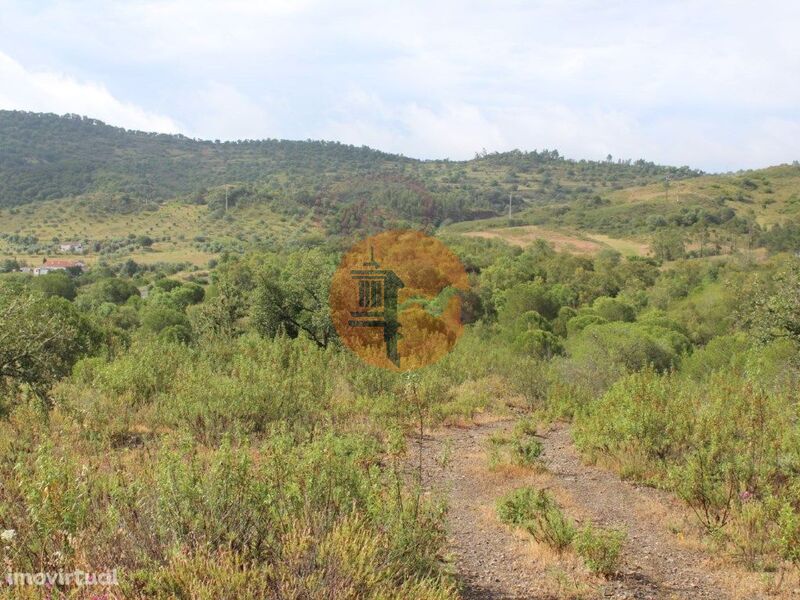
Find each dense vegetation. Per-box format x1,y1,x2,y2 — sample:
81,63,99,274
2,110,800,597
1,221,799,596
0,111,700,231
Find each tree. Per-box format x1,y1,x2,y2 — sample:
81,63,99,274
651,230,686,262
141,306,189,335
90,278,140,305
747,260,800,345
0,286,99,399
0,259,19,273
499,281,560,322
251,250,336,347
31,271,77,300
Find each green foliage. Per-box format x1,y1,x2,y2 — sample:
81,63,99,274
513,329,565,358
592,296,635,322
0,284,99,399
746,259,800,346
140,306,189,335
497,487,575,551
575,360,800,572
568,321,688,375
573,525,626,576
566,313,608,335
651,229,686,261
0,259,19,273
30,271,77,300
80,277,140,306
499,281,560,321
248,250,336,347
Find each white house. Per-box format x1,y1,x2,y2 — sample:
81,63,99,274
33,259,86,276
59,242,84,253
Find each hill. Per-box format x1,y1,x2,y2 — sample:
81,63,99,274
0,111,700,219
9,110,799,266
447,163,800,259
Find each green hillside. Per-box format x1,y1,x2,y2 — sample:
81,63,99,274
448,163,800,259
5,110,799,267
0,111,700,222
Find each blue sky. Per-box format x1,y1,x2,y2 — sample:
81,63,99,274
0,0,798,172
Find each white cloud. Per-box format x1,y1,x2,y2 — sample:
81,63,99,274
0,0,798,171
189,82,278,141
0,51,179,133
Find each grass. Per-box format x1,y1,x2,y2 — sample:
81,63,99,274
497,486,627,576
452,223,649,256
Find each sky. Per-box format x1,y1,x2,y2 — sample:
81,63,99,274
0,0,798,172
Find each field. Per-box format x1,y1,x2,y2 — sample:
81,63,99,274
461,225,649,255
0,197,320,267
456,223,650,256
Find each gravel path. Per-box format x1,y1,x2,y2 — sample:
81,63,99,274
409,418,767,600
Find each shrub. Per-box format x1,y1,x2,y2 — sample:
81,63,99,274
499,281,560,322
573,524,627,576
497,487,575,551
566,314,607,336
593,296,635,322
513,329,565,358
512,436,543,466
30,271,76,300
568,322,684,373
140,306,189,334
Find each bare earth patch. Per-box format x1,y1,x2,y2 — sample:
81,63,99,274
462,227,649,257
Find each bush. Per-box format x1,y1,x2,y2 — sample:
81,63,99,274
512,329,565,358
573,524,627,576
30,271,76,300
593,296,635,322
512,436,543,466
566,314,607,336
497,487,575,551
141,306,189,335
568,322,686,374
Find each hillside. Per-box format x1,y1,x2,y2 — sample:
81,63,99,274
0,110,709,266
447,163,800,259
0,111,700,218
4,110,798,267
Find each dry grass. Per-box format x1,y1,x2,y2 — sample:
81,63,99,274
461,225,649,257
465,226,602,254
0,197,319,266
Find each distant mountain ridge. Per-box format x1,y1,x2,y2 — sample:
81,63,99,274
0,110,702,214
0,110,408,207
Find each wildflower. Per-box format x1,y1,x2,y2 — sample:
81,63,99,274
0,529,16,543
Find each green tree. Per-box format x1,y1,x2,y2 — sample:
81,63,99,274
0,286,99,399
651,229,686,262
31,271,77,300
251,250,336,347
747,260,800,345
0,259,19,273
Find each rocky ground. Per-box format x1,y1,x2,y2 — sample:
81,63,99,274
408,417,777,600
